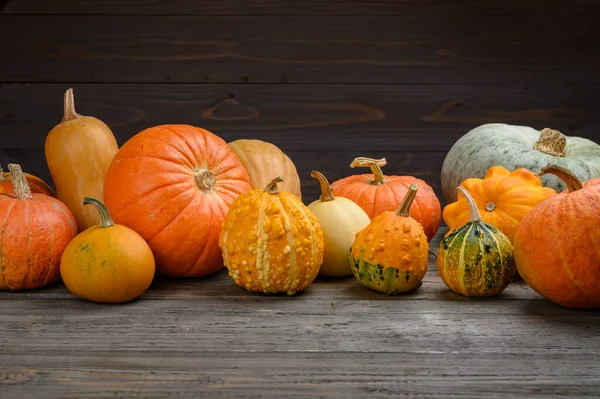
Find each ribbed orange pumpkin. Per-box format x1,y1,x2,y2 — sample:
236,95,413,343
443,165,557,242
103,124,252,277
331,157,441,242
219,177,324,295
0,166,55,197
0,164,77,290
514,164,600,309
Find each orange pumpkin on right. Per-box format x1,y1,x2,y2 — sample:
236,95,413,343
330,157,441,242
513,164,600,309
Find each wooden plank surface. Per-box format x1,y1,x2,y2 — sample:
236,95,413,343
1,15,599,84
2,83,598,151
1,230,600,398
3,0,600,16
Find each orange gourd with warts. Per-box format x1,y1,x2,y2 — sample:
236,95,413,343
349,184,429,295
514,164,600,309
331,157,441,242
0,164,77,290
60,197,155,303
45,88,119,232
0,165,55,197
219,177,324,295
103,124,251,277
443,165,557,242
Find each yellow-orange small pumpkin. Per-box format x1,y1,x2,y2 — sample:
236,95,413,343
443,165,557,242
331,157,441,242
229,139,302,199
514,164,600,309
60,197,155,303
0,164,77,290
219,177,324,295
349,184,429,295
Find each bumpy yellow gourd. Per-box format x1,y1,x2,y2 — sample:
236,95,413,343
308,170,370,277
219,177,324,295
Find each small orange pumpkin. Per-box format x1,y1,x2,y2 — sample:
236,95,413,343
443,165,557,242
514,164,600,309
0,165,56,197
349,184,429,295
0,164,77,290
331,157,441,242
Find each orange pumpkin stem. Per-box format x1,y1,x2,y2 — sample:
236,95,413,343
533,128,567,157
62,88,81,122
264,176,284,195
350,157,387,185
195,169,215,191
457,186,482,222
7,164,33,200
396,184,418,217
539,164,583,192
310,170,334,202
83,197,115,228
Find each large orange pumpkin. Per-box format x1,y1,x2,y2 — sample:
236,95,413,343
0,166,56,197
514,164,600,309
330,157,441,242
0,164,77,290
443,165,557,242
103,124,252,277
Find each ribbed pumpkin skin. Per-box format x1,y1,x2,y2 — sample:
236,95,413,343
443,166,557,242
514,177,600,309
349,207,428,294
0,171,56,197
0,193,77,290
437,221,516,297
229,139,302,199
332,175,441,242
103,124,251,277
219,183,324,295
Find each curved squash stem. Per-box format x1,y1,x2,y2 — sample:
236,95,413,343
62,88,81,122
533,128,566,157
396,184,418,217
457,186,482,222
539,164,583,192
83,197,115,228
195,169,215,191
350,157,387,185
264,176,284,195
310,170,334,202
7,164,33,200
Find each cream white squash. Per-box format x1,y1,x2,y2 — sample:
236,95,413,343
441,123,600,203
308,170,371,277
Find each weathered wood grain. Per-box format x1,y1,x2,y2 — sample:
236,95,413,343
0,148,446,205
1,15,599,84
3,0,600,16
1,353,600,398
2,84,598,152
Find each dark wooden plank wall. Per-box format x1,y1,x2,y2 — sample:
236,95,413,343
1,0,600,206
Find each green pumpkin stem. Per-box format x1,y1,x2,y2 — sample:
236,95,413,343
62,88,81,122
396,184,418,217
533,128,566,157
310,170,335,202
457,186,482,222
350,157,387,185
539,164,583,192
7,164,33,200
83,197,115,228
264,176,284,195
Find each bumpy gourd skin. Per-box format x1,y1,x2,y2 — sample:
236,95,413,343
437,221,516,297
219,188,324,295
349,211,428,295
